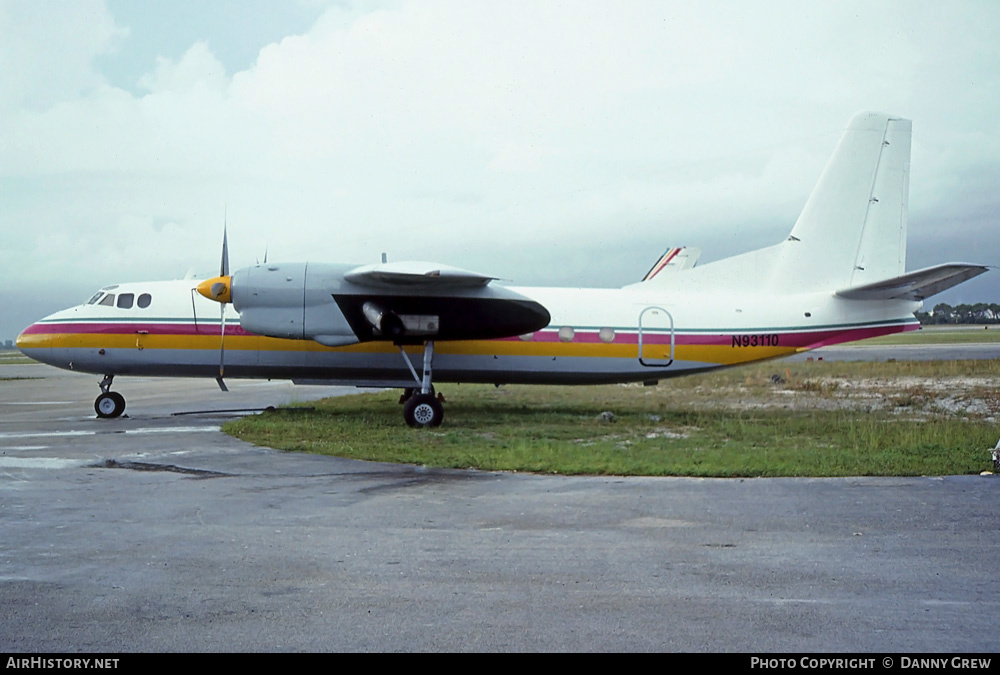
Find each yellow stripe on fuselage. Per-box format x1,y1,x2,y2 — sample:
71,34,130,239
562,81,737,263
19,329,797,367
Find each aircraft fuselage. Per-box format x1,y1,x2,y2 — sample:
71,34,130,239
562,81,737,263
17,278,920,388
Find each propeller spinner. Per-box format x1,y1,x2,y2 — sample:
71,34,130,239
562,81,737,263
196,275,232,303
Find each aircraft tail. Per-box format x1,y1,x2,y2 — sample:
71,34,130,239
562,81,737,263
636,112,989,299
835,262,989,301
778,112,989,297
672,112,932,294
776,111,911,292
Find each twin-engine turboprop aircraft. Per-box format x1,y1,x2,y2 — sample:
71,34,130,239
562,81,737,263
17,112,990,426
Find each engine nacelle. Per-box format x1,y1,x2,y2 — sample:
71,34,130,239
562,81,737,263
230,261,551,346
232,262,360,347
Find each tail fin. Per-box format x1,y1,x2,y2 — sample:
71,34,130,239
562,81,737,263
776,112,911,292
669,112,915,294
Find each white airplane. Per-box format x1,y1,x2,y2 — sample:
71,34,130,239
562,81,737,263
17,112,989,427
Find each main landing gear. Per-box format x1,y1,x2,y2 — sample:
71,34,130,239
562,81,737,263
397,341,444,428
94,374,126,419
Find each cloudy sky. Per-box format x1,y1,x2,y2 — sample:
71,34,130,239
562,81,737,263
2,0,998,339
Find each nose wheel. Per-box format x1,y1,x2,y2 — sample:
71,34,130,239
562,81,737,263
95,375,126,418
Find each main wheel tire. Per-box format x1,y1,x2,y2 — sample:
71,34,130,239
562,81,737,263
95,391,126,418
398,386,435,405
403,393,444,428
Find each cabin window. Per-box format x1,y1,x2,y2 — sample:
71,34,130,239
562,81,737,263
558,326,575,342
137,293,152,309
87,292,103,305
599,327,616,343
117,293,134,309
99,294,115,307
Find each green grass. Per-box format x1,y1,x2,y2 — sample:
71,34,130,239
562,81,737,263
846,325,1000,345
224,360,1000,477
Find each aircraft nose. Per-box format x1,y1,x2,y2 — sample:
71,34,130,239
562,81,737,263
16,322,51,363
17,324,40,348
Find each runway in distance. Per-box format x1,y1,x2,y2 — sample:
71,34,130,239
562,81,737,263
17,112,990,427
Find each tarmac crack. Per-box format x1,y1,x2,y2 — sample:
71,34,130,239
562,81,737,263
94,459,230,478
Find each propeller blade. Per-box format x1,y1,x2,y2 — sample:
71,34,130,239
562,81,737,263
220,224,229,277
219,303,226,379
217,219,230,385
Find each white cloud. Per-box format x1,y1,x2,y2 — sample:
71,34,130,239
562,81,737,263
0,0,125,111
137,42,228,94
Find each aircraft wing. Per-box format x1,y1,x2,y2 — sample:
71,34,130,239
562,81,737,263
336,261,543,343
228,261,548,347
344,261,498,290
835,263,990,301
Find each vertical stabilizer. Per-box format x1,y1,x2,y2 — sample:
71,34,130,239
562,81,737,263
659,113,913,294
775,112,911,292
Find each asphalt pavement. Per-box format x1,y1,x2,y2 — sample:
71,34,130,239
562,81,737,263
1,352,998,652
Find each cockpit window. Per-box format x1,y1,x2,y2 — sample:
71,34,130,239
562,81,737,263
98,294,115,307
137,293,152,309
117,293,134,309
87,292,103,305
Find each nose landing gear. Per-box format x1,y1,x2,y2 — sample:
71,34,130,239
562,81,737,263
94,374,126,418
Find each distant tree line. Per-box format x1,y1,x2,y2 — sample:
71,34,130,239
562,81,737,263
916,303,1000,325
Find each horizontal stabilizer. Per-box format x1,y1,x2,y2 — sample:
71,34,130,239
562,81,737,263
345,261,498,289
834,263,990,301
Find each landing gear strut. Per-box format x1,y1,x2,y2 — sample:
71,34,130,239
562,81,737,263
398,341,443,427
94,374,126,419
